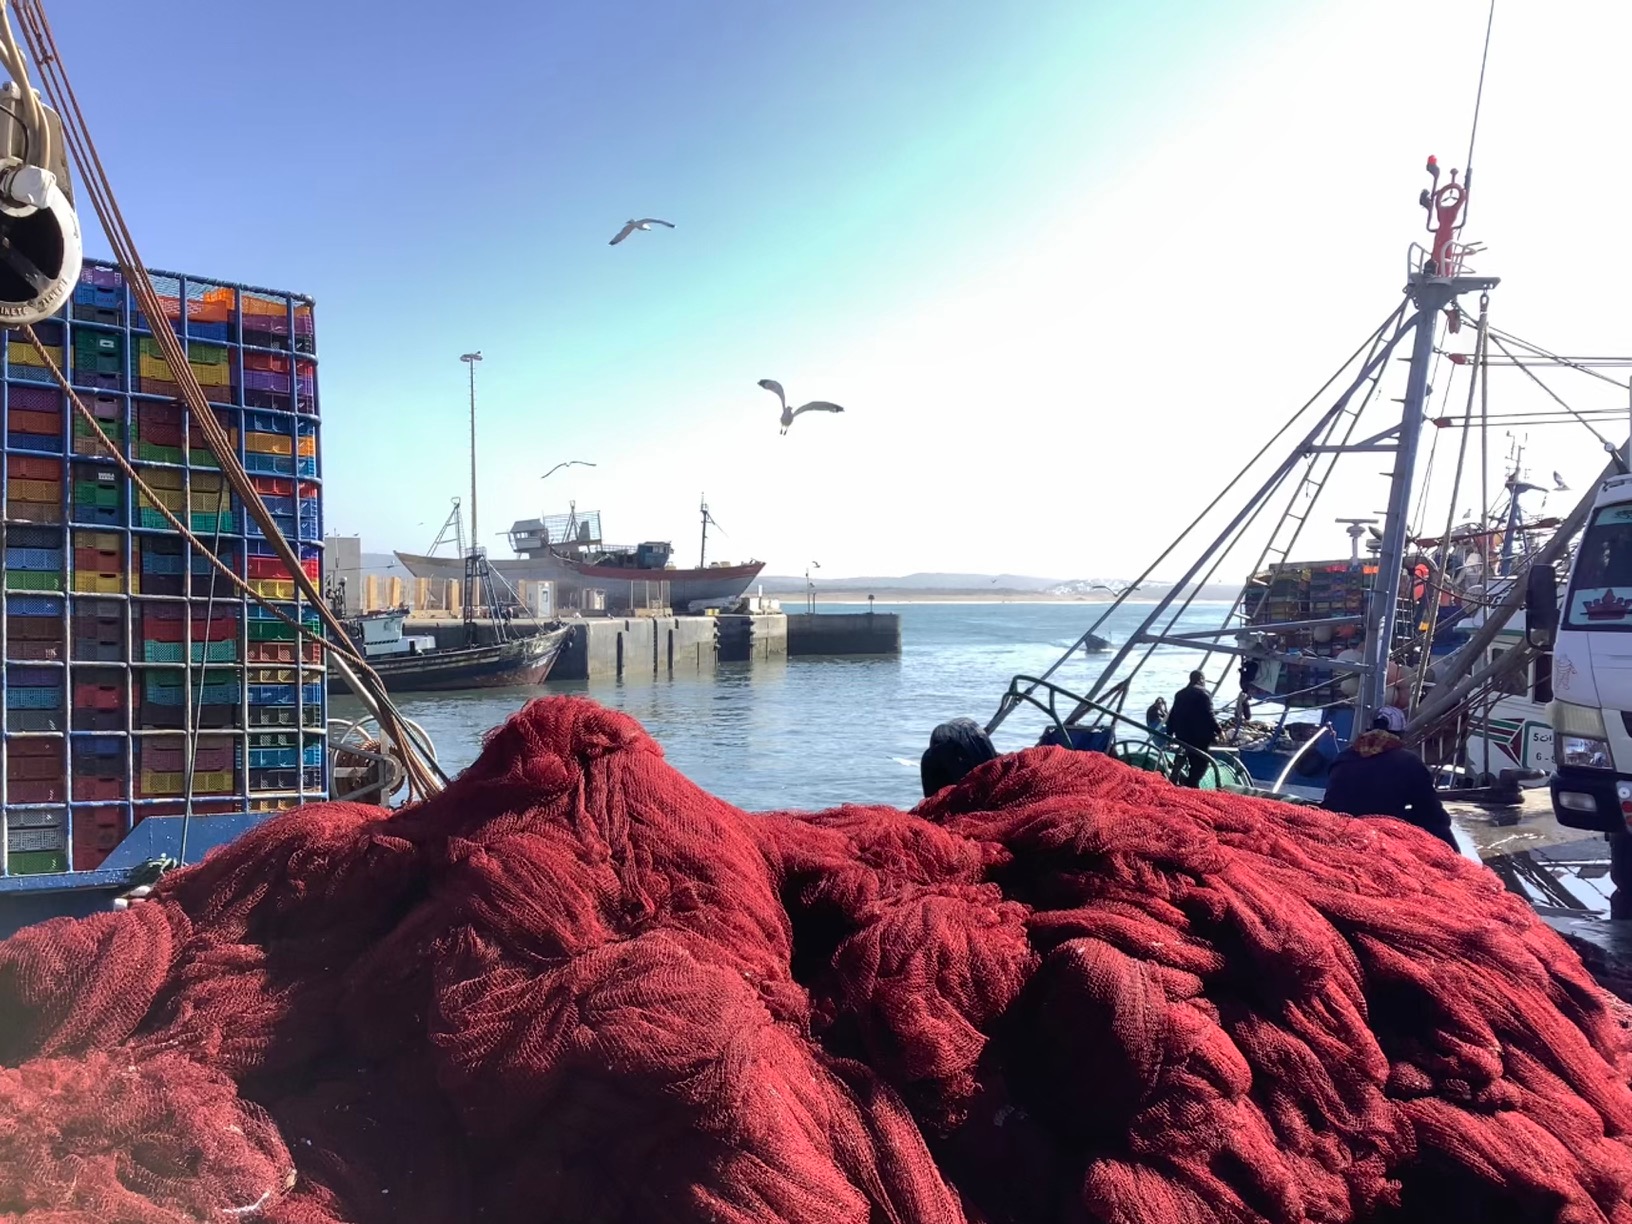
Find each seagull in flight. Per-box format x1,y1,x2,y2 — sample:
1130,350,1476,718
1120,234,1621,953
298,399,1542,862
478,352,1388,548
758,379,846,435
542,460,596,481
1554,470,1569,492
610,218,675,246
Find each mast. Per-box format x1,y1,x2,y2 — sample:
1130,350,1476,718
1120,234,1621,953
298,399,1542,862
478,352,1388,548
699,494,709,569
1355,158,1496,728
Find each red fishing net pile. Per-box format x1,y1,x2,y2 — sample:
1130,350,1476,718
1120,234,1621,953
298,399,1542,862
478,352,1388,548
3,696,1632,1223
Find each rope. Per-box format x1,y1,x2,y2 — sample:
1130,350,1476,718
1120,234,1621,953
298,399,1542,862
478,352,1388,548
10,0,445,798
1487,332,1619,454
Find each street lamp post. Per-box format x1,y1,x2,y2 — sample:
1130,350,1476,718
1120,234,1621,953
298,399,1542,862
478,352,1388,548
461,352,483,548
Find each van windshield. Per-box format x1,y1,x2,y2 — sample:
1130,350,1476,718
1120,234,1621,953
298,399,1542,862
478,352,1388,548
1565,504,1632,629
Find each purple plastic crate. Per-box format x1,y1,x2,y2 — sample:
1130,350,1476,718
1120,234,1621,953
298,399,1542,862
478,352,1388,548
85,266,120,289
244,370,290,394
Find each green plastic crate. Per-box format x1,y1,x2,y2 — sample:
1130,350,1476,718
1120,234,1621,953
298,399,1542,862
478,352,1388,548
190,512,234,533
72,481,118,507
6,571,62,592
189,449,220,469
7,849,67,875
134,441,184,464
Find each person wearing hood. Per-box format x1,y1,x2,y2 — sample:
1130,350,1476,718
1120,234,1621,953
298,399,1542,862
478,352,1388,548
921,718,1001,798
1321,708,1457,849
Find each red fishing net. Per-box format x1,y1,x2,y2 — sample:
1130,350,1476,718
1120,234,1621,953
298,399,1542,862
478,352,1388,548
2,696,1631,1223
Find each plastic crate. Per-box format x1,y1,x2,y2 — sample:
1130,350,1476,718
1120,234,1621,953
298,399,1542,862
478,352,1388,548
5,546,63,570
72,806,130,871
7,849,68,874
141,639,238,664
5,685,63,710
6,571,63,592
71,572,123,594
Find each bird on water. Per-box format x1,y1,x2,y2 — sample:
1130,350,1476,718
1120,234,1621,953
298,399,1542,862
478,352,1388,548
757,379,846,435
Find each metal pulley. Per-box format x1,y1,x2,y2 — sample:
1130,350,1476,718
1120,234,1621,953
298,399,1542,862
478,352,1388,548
0,77,78,325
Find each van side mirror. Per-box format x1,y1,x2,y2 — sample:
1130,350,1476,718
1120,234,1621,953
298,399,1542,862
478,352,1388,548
1525,562,1560,648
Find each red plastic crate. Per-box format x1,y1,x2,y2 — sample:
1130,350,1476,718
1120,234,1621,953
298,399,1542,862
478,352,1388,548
8,779,64,804
71,806,133,871
7,454,61,480
73,681,124,710
70,776,124,802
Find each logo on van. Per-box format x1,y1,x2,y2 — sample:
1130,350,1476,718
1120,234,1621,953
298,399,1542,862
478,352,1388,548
1583,590,1632,620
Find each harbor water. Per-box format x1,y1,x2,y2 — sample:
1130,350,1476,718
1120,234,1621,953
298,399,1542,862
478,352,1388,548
332,600,1230,811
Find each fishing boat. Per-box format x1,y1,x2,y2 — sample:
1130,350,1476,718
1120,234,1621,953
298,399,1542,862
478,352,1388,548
326,607,569,694
986,152,1619,816
396,500,766,612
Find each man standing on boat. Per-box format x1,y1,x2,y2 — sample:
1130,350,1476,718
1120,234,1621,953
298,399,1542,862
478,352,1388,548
1321,710,1457,849
1167,671,1221,788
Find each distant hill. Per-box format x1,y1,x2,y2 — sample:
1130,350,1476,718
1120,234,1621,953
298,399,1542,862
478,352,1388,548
356,554,1237,601
760,572,1065,593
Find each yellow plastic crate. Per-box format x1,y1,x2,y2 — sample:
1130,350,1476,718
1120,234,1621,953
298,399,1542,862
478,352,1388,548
296,436,317,457
136,466,184,490
138,490,185,511
7,478,60,502
137,353,174,379
245,431,293,456
247,579,295,601
10,341,62,367
72,572,122,594
74,530,120,550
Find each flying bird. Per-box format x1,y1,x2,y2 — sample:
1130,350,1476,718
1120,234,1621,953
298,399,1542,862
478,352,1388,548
1554,471,1569,492
757,378,846,435
609,218,675,246
542,460,596,481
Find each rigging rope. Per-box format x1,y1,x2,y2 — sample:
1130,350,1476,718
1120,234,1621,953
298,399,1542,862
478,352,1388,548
9,0,446,798
1487,332,1619,454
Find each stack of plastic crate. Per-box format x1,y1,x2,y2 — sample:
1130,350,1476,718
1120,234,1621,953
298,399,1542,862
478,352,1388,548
6,732,62,803
69,460,121,526
1,258,326,883
8,321,62,383
7,454,63,525
7,385,63,452
138,735,236,798
5,525,63,593
69,736,125,804
6,663,64,733
70,529,123,594
6,594,63,662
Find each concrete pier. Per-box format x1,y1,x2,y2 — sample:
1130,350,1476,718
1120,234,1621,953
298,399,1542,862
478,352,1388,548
401,610,898,680
787,611,902,656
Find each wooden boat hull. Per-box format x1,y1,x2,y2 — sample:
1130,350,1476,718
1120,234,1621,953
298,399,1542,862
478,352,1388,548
329,626,569,694
393,551,766,609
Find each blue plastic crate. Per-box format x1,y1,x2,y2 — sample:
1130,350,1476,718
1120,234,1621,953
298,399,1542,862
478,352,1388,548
302,741,323,767
186,322,230,342
5,547,63,571
7,431,63,453
71,505,121,526
248,747,297,769
7,595,61,615
249,683,296,707
243,410,288,432
301,684,322,706
7,364,56,384
259,494,295,517
296,457,316,478
6,684,63,710
244,514,297,541
139,550,185,574
243,452,293,477
73,285,120,310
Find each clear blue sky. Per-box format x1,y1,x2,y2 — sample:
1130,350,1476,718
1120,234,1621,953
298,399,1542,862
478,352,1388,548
44,0,1631,578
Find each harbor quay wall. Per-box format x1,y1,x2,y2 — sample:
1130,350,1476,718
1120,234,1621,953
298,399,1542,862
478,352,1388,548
400,611,900,680
786,612,902,656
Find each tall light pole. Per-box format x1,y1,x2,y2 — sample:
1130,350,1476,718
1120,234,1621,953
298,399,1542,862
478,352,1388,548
461,352,483,551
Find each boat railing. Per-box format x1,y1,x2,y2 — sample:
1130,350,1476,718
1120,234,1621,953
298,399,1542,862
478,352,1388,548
1000,674,1255,792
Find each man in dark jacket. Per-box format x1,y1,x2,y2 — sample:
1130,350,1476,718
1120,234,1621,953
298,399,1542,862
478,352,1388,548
921,718,1000,798
1167,671,1221,788
1322,716,1457,848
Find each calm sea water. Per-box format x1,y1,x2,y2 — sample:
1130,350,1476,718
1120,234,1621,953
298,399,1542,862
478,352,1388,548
331,601,1234,811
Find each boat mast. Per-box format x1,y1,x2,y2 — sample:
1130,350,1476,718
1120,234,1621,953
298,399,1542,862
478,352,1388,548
459,352,491,646
699,494,709,569
1356,158,1497,727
